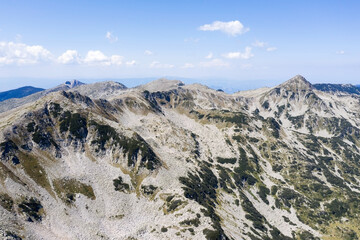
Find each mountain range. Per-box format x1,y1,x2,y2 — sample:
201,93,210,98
1,75,360,239
0,86,44,102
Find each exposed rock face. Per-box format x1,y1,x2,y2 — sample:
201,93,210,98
1,76,360,239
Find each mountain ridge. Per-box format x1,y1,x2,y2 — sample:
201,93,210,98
0,86,44,102
1,75,360,239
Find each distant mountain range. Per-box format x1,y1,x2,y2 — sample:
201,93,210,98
0,86,44,102
0,80,85,113
313,83,360,95
2,81,360,105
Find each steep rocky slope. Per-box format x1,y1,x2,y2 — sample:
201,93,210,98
1,75,360,239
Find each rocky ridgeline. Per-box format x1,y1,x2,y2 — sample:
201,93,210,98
1,76,360,239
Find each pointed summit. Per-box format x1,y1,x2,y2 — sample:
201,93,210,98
279,75,312,91
64,79,84,88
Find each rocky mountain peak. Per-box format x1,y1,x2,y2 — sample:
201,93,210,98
139,78,185,92
64,79,84,88
279,75,312,92
69,81,127,99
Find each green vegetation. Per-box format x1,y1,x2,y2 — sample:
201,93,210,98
59,111,88,139
241,193,267,232
53,178,95,204
217,157,236,164
269,228,292,240
233,147,257,187
205,111,248,128
298,230,318,240
161,227,168,232
180,218,200,227
266,117,280,138
32,129,54,149
166,195,174,202
278,188,299,207
325,199,349,218
190,133,200,158
262,100,269,109
0,140,19,164
217,165,235,194
189,110,205,119
26,122,36,132
167,199,184,212
90,121,161,170
141,185,157,195
287,114,304,129
20,153,52,195
257,185,270,204
113,176,130,193
18,197,43,222
0,193,13,212
4,231,22,240
271,185,278,195
49,102,62,118
179,164,228,239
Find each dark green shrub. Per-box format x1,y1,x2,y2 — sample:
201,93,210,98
217,157,236,164
90,121,160,170
325,199,349,217
141,185,157,195
113,176,130,192
18,197,43,222
0,193,13,212
180,218,200,227
26,122,35,132
49,102,62,117
271,185,278,195
168,199,182,212
258,185,270,204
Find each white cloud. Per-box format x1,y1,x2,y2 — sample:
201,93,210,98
57,50,80,64
200,58,229,67
223,47,254,59
149,61,174,68
84,50,123,66
126,60,136,66
181,63,195,69
205,52,213,59
252,40,266,48
110,55,123,65
0,41,52,65
199,20,249,36
84,50,108,64
266,47,277,52
336,50,345,55
106,31,118,43
144,50,153,55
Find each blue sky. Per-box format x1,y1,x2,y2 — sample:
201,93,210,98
0,0,359,91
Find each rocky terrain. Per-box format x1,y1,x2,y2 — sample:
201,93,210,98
1,75,360,239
